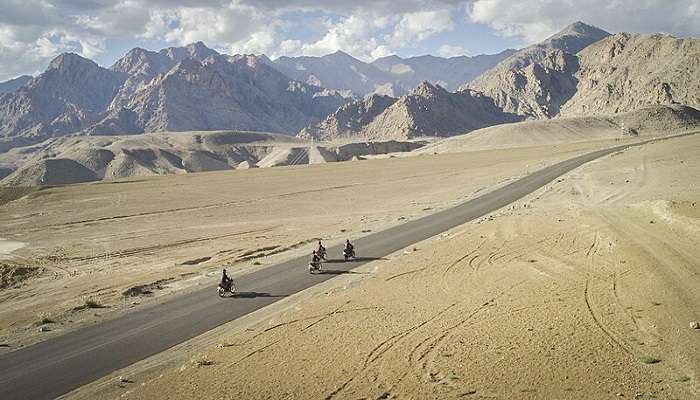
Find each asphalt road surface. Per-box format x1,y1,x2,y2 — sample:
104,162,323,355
0,135,688,399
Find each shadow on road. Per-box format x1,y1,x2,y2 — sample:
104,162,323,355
315,269,371,275
324,256,386,264
231,292,287,299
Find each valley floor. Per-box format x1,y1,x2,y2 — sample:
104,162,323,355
0,139,622,351
60,134,700,399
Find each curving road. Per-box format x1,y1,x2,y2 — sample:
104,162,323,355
0,136,687,400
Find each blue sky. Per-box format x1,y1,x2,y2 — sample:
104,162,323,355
1,0,699,81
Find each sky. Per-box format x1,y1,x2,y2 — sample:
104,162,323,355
1,0,700,81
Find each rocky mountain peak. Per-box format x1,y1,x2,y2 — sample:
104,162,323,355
374,55,403,64
410,81,447,98
256,54,274,65
113,47,150,63
542,21,610,53
364,93,394,108
327,50,354,59
297,92,396,140
111,47,173,76
360,83,521,140
160,41,219,63
47,53,99,72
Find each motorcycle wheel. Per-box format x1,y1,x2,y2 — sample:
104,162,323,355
217,287,226,297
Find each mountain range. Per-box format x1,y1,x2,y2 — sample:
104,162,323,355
1,21,699,152
0,43,352,152
271,49,515,96
0,41,515,151
301,22,700,140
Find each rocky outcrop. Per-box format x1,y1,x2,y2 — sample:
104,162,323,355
359,82,521,140
298,94,397,140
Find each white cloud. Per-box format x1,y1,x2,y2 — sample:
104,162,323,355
279,39,302,55
469,0,700,44
389,10,454,47
297,12,396,60
230,29,278,55
143,3,265,47
0,1,472,81
438,44,467,57
370,45,393,60
2,0,699,82
290,8,457,61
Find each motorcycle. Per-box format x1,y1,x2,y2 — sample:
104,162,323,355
308,260,322,273
217,278,236,297
343,248,356,261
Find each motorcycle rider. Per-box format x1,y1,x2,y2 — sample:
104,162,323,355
310,250,321,269
344,239,354,257
220,268,232,289
317,240,326,259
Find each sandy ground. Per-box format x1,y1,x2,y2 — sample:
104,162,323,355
66,133,700,399
0,139,631,351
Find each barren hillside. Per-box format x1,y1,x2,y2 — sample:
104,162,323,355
561,33,700,116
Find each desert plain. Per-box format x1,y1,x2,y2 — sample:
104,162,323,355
0,123,697,400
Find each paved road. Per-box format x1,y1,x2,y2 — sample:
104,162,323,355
0,136,686,399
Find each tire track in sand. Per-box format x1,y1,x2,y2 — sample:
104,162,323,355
323,303,457,400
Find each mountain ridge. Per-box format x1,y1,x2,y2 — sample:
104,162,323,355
0,44,348,150
2,22,700,156
0,75,32,94
465,22,611,119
